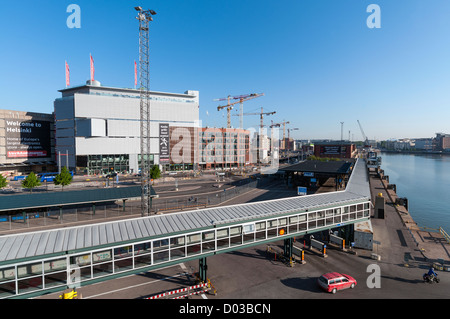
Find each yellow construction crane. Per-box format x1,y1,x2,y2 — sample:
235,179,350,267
215,93,264,128
232,107,276,132
233,107,276,167
281,120,290,150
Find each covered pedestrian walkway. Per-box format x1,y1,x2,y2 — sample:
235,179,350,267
0,159,371,299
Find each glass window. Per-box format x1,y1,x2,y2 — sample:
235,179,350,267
268,220,277,228
93,262,113,278
217,228,229,239
114,246,133,260
92,250,112,264
153,239,169,251
255,221,266,230
18,277,43,294
17,262,43,279
187,233,201,244
0,267,15,282
134,242,152,256
71,254,91,267
171,236,186,247
289,216,298,224
230,226,242,236
44,258,67,274
202,231,215,241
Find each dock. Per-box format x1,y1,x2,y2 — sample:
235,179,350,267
370,168,450,267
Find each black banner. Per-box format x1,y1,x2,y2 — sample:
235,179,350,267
5,119,51,158
159,123,170,161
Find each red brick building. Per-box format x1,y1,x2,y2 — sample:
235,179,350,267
313,142,357,159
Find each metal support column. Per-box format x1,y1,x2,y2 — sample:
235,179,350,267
284,238,293,259
199,257,208,283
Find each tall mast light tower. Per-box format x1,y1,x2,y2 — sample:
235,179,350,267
135,6,156,217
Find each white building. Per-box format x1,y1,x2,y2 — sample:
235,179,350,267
54,80,199,174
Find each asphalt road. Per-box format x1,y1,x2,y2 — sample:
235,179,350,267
36,175,449,301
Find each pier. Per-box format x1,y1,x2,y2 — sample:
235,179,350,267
370,167,450,267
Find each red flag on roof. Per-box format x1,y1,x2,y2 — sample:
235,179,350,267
90,54,95,81
134,60,137,88
65,61,70,87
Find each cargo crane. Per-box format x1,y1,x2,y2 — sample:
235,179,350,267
215,93,264,128
357,120,371,148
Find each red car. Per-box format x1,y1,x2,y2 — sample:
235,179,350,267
317,272,357,294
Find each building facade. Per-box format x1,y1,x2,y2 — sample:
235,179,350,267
198,127,250,169
0,109,56,177
434,133,450,151
313,141,357,159
54,80,199,174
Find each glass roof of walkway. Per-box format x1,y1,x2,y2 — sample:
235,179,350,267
0,159,371,298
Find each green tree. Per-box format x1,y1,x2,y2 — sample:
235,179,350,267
150,165,161,180
22,172,41,193
54,166,73,191
0,175,8,189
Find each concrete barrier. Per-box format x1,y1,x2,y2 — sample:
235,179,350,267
329,234,346,251
292,245,306,264
310,239,327,257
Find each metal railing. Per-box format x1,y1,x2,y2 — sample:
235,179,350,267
440,227,450,244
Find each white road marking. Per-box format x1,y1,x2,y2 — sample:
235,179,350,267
83,272,188,299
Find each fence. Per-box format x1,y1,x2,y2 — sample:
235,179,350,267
152,178,267,213
0,176,271,233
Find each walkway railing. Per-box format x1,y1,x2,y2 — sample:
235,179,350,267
440,227,450,244
418,226,450,245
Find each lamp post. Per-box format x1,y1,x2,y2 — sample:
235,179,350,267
135,6,157,216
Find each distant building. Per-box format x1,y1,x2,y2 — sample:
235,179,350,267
53,80,199,174
0,109,56,177
434,133,450,151
414,138,433,151
313,141,357,159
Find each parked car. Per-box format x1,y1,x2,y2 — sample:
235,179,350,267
317,272,357,294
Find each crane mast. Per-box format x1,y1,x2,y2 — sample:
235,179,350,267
135,6,156,216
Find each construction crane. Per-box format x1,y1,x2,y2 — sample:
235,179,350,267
281,120,290,150
232,107,276,132
357,120,370,148
288,128,299,140
233,107,276,167
215,93,264,128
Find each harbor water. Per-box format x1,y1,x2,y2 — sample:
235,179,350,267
379,152,450,232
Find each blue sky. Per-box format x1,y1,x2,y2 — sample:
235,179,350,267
0,0,449,140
